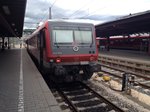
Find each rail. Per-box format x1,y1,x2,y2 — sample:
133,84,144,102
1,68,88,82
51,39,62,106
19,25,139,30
98,63,150,89
54,81,124,112
79,82,124,112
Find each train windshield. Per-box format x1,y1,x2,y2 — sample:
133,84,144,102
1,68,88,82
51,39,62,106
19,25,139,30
74,30,92,44
52,26,93,46
53,30,74,43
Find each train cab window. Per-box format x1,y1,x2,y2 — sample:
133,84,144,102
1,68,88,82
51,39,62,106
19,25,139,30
53,30,73,44
74,30,92,44
37,31,46,49
52,26,93,46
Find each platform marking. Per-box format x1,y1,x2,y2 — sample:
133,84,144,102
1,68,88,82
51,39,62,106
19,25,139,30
18,49,24,112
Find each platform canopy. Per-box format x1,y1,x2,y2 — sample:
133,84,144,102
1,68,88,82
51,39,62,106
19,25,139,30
95,10,150,37
0,0,27,37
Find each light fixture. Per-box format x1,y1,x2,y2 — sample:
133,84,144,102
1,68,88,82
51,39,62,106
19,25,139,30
56,58,61,63
12,23,15,26
2,6,10,15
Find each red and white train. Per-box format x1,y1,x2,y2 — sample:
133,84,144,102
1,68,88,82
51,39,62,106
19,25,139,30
26,20,98,82
97,36,150,52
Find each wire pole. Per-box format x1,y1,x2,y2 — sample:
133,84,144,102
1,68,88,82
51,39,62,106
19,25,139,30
49,7,52,19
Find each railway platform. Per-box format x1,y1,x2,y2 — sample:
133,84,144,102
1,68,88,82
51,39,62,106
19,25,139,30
98,49,150,77
99,49,150,62
0,48,61,112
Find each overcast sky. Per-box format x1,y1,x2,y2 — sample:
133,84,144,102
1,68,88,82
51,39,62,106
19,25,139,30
24,0,150,29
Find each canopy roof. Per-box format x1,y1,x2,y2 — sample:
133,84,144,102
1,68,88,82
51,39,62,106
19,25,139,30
0,0,27,37
95,10,150,37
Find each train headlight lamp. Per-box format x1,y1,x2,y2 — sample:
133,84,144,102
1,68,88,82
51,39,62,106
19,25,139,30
50,59,54,62
56,58,61,63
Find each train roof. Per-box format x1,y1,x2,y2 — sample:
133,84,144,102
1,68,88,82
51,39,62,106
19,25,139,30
26,19,95,40
47,19,94,26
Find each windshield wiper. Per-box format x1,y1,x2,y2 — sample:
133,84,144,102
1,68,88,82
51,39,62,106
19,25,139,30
54,32,59,48
90,38,93,47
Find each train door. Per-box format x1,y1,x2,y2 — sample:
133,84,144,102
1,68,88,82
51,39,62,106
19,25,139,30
148,39,150,55
38,29,45,69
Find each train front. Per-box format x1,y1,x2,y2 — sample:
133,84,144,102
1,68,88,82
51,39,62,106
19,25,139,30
47,21,98,82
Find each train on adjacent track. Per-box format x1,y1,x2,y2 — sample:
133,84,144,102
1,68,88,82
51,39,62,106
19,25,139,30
98,36,150,52
26,20,98,82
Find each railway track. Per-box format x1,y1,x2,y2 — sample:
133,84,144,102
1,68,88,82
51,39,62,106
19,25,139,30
99,63,150,80
98,64,150,89
53,81,124,112
40,66,150,112
98,55,150,89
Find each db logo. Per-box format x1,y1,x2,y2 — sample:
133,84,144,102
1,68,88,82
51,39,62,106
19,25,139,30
73,46,79,52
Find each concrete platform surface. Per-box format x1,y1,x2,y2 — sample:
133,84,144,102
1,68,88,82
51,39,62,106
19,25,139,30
99,49,150,63
0,49,61,112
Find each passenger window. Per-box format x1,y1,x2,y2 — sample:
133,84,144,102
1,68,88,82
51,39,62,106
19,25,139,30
41,31,46,48
37,34,40,49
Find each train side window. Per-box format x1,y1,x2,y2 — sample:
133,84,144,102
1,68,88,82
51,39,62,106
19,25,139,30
37,34,40,49
43,31,46,48
37,31,46,49
41,30,46,48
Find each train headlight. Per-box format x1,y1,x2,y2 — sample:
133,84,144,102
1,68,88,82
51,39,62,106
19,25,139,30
56,58,61,63
50,59,54,62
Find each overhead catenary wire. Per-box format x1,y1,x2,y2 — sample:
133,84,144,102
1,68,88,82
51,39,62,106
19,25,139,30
24,0,111,29
24,0,59,30
68,0,114,20
24,21,39,30
50,0,58,8
79,6,106,19
69,0,93,18
39,0,59,22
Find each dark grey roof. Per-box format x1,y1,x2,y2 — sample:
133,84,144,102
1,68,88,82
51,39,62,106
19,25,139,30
95,10,150,37
0,0,27,37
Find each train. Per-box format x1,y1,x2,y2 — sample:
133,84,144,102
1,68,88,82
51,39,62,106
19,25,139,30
97,35,150,52
26,20,98,82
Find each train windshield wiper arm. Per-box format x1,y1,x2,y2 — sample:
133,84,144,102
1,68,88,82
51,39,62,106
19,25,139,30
90,38,93,47
55,32,59,48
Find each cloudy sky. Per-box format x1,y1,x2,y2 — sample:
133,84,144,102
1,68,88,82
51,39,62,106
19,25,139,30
24,0,150,29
